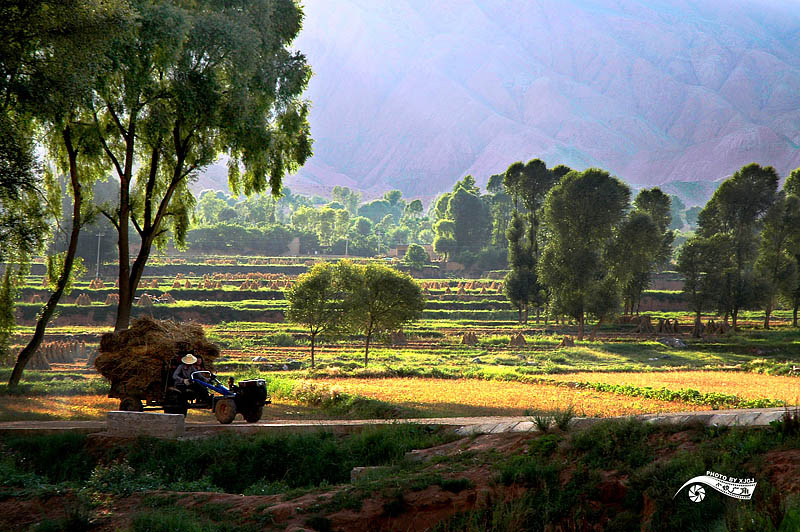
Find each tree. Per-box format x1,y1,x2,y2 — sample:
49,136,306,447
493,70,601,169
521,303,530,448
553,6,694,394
338,262,424,366
697,163,778,328
669,195,686,230
403,244,429,270
609,212,661,316
612,188,674,315
332,185,361,215
433,219,456,260
384,189,404,207
755,192,800,329
504,211,537,323
781,168,800,326
92,0,312,331
446,182,491,257
405,199,423,218
685,206,702,229
286,263,343,367
539,168,630,339
677,235,732,337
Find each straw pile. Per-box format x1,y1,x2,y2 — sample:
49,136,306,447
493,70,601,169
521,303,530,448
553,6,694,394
75,294,92,306
95,317,219,393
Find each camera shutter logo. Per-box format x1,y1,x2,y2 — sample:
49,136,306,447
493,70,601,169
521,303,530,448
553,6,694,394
674,472,757,502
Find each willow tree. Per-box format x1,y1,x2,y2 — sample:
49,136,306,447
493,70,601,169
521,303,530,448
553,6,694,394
91,0,313,330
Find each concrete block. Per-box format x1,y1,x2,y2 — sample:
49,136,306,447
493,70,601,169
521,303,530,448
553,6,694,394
511,421,535,432
106,411,185,438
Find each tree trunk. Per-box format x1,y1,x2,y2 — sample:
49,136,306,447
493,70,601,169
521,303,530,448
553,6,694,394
536,308,540,324
577,313,585,341
732,308,738,330
794,305,798,328
588,316,602,341
692,312,703,338
9,128,82,387
764,305,772,330
310,333,315,368
114,146,135,330
523,306,528,324
364,332,371,367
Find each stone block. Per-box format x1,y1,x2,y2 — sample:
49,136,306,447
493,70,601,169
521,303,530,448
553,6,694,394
106,411,185,438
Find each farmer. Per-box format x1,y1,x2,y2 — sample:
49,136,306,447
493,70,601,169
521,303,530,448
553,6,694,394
172,352,210,405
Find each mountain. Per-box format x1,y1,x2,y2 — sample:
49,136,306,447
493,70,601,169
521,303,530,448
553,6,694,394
199,0,800,201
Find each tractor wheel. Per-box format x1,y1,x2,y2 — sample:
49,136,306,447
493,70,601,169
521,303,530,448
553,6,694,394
119,397,143,412
215,398,237,424
243,405,263,423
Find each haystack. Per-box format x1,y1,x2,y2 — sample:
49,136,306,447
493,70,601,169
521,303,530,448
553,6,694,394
159,292,176,304
558,336,575,348
95,317,220,393
172,280,182,289
105,293,120,305
29,294,42,304
75,294,92,306
138,293,154,306
509,332,527,347
461,331,478,345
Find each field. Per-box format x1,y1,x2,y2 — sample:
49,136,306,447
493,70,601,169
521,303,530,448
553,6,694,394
6,257,800,421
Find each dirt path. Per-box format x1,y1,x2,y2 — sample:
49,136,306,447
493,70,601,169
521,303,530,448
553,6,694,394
0,407,790,437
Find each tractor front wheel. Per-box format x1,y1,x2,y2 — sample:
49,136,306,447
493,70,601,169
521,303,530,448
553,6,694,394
119,397,143,412
215,398,237,424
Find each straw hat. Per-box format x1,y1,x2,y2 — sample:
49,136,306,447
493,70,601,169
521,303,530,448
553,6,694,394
181,353,198,365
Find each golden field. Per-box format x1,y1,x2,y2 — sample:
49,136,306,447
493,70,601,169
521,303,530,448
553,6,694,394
543,371,799,404
311,377,710,417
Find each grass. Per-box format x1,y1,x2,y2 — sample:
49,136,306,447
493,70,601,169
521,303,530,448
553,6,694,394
0,424,457,498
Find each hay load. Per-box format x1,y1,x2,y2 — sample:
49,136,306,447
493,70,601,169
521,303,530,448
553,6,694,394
95,317,220,394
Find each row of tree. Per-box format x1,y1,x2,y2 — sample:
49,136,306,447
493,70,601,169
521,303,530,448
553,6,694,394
496,161,674,337
286,261,425,367
678,164,800,334
0,0,312,385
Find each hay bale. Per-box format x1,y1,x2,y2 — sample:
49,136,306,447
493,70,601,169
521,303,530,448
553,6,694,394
172,280,182,289
138,294,154,307
184,279,192,289
105,293,120,305
95,317,220,394
75,294,92,306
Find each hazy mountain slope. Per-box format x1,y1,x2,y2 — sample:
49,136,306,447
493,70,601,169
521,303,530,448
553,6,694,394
201,0,800,199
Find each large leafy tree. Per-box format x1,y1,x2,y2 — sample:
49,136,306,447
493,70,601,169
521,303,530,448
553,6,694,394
696,163,778,329
539,168,630,339
91,0,312,331
338,262,424,367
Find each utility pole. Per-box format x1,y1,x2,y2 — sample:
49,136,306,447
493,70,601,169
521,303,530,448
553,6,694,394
95,233,104,279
